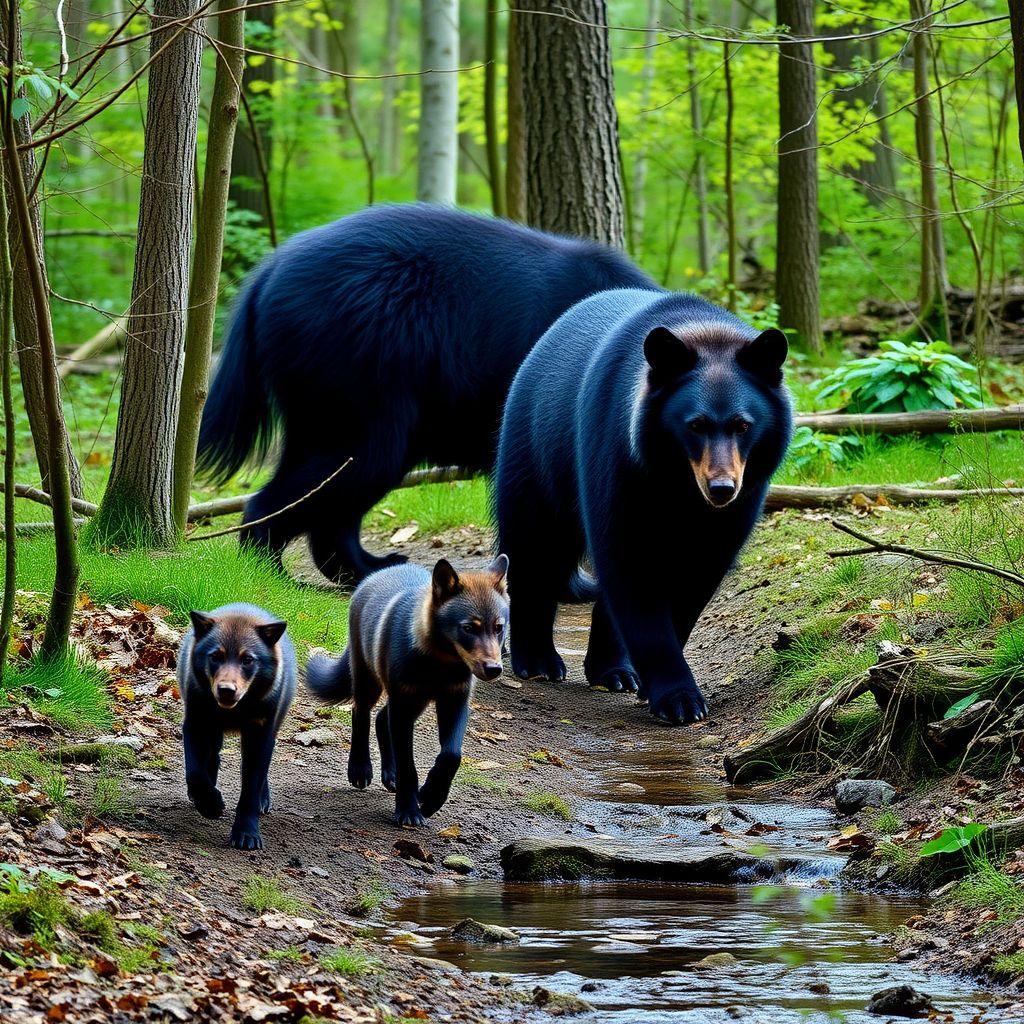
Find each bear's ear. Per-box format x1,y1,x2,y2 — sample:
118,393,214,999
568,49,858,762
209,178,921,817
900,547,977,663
256,621,287,648
432,559,462,604
487,554,509,590
643,326,698,380
737,328,788,385
190,611,217,639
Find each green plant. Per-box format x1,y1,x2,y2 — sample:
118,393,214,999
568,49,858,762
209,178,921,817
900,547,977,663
815,340,982,414
992,951,1024,979
950,856,1024,923
266,946,305,962
1,654,112,732
347,874,392,917
785,426,863,476
519,792,573,820
920,823,987,857
243,874,300,914
319,946,383,976
870,808,902,835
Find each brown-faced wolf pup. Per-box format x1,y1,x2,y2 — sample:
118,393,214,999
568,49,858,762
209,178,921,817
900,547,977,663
305,556,509,826
178,603,296,849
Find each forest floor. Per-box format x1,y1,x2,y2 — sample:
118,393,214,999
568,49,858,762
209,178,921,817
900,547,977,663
2,505,1023,1022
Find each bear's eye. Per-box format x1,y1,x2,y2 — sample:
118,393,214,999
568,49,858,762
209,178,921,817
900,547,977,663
732,418,750,435
494,620,505,636
462,622,480,636
688,417,709,435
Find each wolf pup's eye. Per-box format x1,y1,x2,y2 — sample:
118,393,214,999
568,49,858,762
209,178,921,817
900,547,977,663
462,622,480,636
240,653,255,669
209,649,224,665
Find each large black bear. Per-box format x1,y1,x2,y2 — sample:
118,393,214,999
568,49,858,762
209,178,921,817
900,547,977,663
197,204,656,583
494,288,793,725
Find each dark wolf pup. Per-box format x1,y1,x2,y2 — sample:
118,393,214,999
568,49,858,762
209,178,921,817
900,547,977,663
305,556,509,826
178,603,296,849
197,203,655,584
495,288,793,725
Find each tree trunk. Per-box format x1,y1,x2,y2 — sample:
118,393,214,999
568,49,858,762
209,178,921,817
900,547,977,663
0,2,82,499
724,39,736,308
628,0,658,256
418,0,460,204
88,0,203,549
685,0,710,273
1012,0,1024,165
172,0,246,536
910,0,950,341
379,0,403,177
2,16,79,660
229,0,274,224
0,146,14,667
504,4,526,221
776,0,822,352
510,0,625,246
484,1,504,217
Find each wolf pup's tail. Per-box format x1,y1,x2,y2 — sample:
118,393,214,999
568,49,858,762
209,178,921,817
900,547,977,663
303,649,354,702
196,261,276,485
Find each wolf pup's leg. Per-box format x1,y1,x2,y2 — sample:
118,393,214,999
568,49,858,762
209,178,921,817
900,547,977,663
375,704,397,793
387,700,428,826
417,695,470,818
231,722,278,850
348,665,382,790
183,719,225,819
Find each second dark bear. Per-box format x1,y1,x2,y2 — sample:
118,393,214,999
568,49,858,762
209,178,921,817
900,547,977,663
197,204,656,583
495,288,794,725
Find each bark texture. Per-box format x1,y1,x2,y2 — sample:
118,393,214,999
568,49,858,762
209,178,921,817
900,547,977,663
0,2,82,498
484,2,504,216
90,0,203,548
511,0,625,246
378,0,403,176
172,0,247,535
1013,0,1024,164
776,0,822,351
417,0,460,205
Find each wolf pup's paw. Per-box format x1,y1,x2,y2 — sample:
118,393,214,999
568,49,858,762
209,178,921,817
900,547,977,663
394,809,427,827
648,685,708,725
230,818,263,850
416,789,448,819
189,785,225,820
348,759,373,789
381,767,397,793
512,649,566,682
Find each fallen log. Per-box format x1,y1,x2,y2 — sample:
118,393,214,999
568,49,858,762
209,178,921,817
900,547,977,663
57,317,127,379
793,404,1024,436
763,483,1024,510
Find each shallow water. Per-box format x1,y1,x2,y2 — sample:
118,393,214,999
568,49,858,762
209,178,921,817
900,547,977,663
391,879,1002,1022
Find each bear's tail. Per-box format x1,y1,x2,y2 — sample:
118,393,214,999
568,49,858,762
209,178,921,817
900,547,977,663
303,648,354,702
560,568,600,604
196,263,276,485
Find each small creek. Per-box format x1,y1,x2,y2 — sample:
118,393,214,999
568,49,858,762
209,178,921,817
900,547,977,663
388,731,1002,1021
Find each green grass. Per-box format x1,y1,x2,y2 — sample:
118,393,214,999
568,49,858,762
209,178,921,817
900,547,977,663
347,873,392,918
1,653,113,733
0,744,78,820
319,946,383,976
10,534,349,653
870,808,902,835
519,792,574,820
951,858,1024,924
992,951,1024,979
243,874,301,915
367,477,490,537
266,946,306,962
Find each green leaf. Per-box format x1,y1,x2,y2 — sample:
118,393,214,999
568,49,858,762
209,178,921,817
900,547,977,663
919,823,987,857
10,97,29,120
943,692,981,719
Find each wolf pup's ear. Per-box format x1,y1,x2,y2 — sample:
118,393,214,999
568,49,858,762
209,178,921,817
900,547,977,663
644,326,698,381
737,328,788,385
432,559,461,604
190,611,217,638
487,553,509,589
255,621,287,647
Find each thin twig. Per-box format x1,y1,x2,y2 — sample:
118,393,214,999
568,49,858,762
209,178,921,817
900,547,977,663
828,517,1024,588
187,458,352,542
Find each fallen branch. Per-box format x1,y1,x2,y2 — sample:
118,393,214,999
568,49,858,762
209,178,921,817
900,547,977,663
793,404,1024,436
0,481,98,516
57,317,127,379
828,518,1024,588
763,484,1024,511
0,519,86,535
187,458,353,542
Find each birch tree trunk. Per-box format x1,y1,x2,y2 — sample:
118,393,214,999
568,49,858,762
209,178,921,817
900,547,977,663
172,0,246,535
776,0,823,352
0,1,82,499
685,0,710,273
88,0,203,548
510,0,625,247
418,0,460,205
